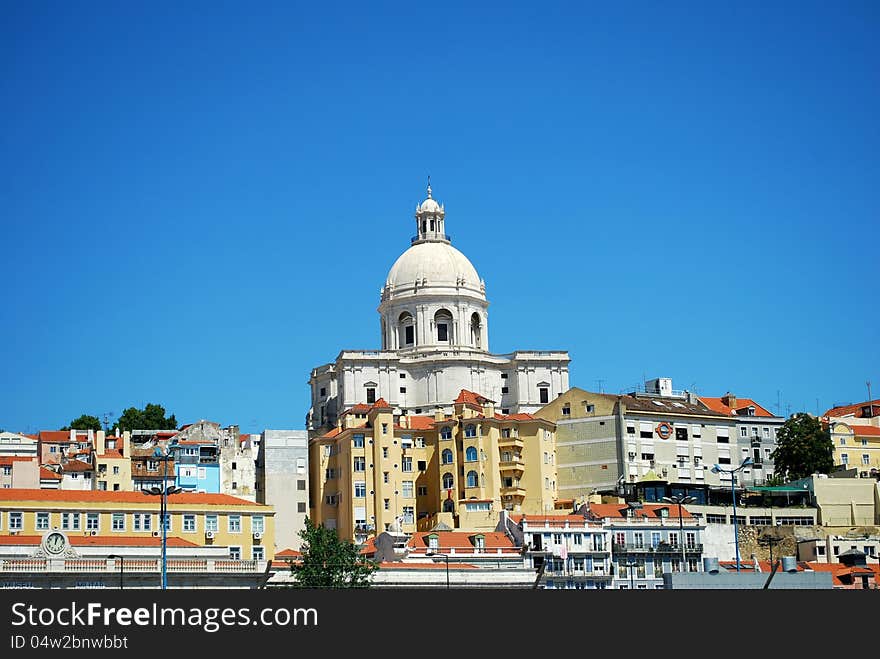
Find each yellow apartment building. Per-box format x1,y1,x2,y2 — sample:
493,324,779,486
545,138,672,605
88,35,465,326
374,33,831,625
93,430,133,492
830,422,880,475
310,389,558,543
0,488,275,561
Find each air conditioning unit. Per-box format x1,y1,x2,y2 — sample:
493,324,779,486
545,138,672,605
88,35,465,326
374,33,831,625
253,531,262,540
205,530,215,539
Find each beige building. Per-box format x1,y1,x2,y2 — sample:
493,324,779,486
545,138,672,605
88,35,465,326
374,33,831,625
94,430,132,492
829,422,880,476
310,389,558,543
0,431,38,458
823,399,880,429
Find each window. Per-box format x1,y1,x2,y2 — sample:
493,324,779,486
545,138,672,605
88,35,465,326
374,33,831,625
383,472,390,483
384,499,390,510
402,457,413,472
417,460,427,471
252,546,265,561
816,546,826,556
841,454,849,465
9,512,22,530
539,387,549,404
381,423,388,435
229,547,241,561
354,456,366,472
633,532,644,549
862,439,869,446
863,454,871,466
132,514,150,531
228,515,242,533
675,427,688,441
1,466,10,476
382,447,389,459
465,425,476,438
400,480,414,498
366,388,376,404
586,404,595,413
402,506,415,524
112,513,125,532
404,325,414,345
36,512,49,530
353,434,365,448
355,482,366,497
740,427,748,437
839,438,846,446
252,516,265,534
325,468,337,480
86,513,99,531
61,513,80,531
231,481,238,490
297,502,307,513
414,436,425,448
183,515,196,532
113,483,120,491
417,486,428,496
428,534,439,550
562,405,570,416
112,465,120,475
437,324,448,341
441,449,454,464
320,387,326,397
465,446,478,462
466,471,479,487
669,532,679,548
442,473,454,489
440,427,452,440
501,386,509,394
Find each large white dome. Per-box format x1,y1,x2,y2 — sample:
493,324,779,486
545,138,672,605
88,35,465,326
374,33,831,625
386,241,483,296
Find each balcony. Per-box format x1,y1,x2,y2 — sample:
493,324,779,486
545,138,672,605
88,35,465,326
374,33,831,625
613,543,704,554
499,458,525,477
498,437,524,450
500,485,527,499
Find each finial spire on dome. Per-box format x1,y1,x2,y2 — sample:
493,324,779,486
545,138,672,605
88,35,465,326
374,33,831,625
426,175,432,199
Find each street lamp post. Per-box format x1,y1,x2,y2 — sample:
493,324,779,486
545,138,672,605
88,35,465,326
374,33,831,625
662,494,696,571
711,457,753,572
427,551,450,589
142,442,181,590
621,560,639,590
108,554,124,589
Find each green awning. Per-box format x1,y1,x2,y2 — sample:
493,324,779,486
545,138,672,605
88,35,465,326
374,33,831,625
747,485,810,493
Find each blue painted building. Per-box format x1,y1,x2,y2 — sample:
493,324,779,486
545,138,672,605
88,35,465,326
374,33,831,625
175,440,220,493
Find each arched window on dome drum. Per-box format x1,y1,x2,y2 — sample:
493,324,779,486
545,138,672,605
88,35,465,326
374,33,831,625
441,449,453,465
442,472,454,489
443,499,455,513
470,313,482,348
440,426,452,440
465,424,476,438
466,471,479,488
465,446,478,462
434,309,453,343
398,312,415,347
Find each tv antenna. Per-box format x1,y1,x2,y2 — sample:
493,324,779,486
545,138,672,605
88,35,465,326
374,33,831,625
102,411,114,432
596,379,604,394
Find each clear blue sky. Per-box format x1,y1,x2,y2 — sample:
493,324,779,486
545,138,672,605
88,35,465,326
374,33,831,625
2,1,877,434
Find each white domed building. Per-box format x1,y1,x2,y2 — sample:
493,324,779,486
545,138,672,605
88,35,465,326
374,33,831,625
307,183,570,433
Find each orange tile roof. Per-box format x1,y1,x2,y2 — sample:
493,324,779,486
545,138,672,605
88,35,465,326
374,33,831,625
95,449,125,459
504,413,537,421
23,434,39,440
405,416,436,431
370,398,392,410
853,426,880,437
409,531,516,550
377,562,478,570
38,431,83,443
587,503,694,520
39,467,62,480
341,404,372,416
699,396,775,418
800,562,879,586
0,456,37,466
0,488,267,507
0,535,200,547
319,427,343,440
454,389,494,407
823,400,880,419
276,548,302,558
60,460,94,473
518,514,596,525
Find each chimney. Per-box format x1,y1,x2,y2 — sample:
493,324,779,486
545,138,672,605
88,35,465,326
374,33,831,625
400,415,408,429
723,392,737,409
434,407,445,422
69,428,76,443
87,429,94,443
96,430,105,454
122,430,131,457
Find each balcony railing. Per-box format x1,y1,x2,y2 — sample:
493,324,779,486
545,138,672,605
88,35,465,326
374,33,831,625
613,543,704,553
0,558,266,574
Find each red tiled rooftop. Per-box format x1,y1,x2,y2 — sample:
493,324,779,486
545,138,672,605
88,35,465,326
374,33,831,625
823,400,880,419
276,548,302,558
95,449,125,459
700,396,775,418
405,416,436,431
853,426,880,437
0,456,37,466
454,389,494,408
587,503,694,520
409,531,516,550
39,467,62,480
60,460,94,473
38,430,85,443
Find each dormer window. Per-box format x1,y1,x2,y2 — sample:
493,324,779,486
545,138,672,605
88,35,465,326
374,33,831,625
473,534,485,552
427,534,439,551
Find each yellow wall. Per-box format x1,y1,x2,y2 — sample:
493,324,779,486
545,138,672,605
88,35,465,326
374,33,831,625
0,495,275,560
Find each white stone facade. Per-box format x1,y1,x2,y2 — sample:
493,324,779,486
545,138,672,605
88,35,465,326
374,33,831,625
307,183,570,432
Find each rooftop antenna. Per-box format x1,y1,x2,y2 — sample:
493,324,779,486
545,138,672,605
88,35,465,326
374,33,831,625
102,412,114,432
596,379,604,394
868,380,873,403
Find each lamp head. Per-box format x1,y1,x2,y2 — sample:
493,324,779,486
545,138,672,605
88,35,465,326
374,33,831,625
740,457,754,468
710,465,722,474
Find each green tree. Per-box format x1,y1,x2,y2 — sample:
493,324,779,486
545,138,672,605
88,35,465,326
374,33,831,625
290,517,377,588
61,414,103,432
115,403,178,432
770,413,834,481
